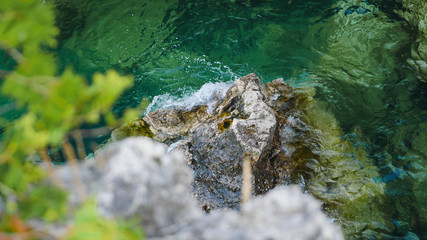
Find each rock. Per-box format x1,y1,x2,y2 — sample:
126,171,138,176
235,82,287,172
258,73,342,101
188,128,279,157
112,73,387,237
189,73,279,208
345,6,371,15
54,137,343,240
395,0,427,81
146,105,210,144
112,74,297,209
312,2,411,87
166,186,343,240
55,137,201,237
214,73,276,160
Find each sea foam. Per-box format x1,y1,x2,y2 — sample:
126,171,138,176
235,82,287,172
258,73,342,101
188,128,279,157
145,81,233,114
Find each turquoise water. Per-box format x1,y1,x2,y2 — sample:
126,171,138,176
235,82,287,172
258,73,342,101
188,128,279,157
2,0,427,238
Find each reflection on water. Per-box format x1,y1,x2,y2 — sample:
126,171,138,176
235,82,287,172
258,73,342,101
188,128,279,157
1,0,426,238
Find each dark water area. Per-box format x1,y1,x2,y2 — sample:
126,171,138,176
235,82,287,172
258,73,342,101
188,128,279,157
1,0,427,238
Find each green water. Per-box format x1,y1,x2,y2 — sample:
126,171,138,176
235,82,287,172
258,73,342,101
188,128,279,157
3,0,427,238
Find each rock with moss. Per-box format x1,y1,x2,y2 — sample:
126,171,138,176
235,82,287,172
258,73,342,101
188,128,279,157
111,118,154,141
265,77,390,238
112,73,389,237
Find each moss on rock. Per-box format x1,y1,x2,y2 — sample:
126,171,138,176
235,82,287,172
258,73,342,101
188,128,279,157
111,118,154,142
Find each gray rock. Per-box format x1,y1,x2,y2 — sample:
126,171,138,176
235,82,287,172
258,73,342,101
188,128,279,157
113,74,297,210
188,73,280,209
55,137,343,240
55,137,201,237
215,73,277,160
110,73,385,237
163,186,343,240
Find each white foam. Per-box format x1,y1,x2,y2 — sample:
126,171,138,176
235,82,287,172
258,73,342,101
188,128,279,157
145,81,233,114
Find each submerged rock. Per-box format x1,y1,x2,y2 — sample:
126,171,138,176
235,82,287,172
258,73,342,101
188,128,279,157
113,73,387,238
55,137,343,239
395,0,427,81
344,6,371,15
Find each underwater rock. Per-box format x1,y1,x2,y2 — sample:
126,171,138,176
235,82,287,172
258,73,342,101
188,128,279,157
389,121,427,237
312,2,410,87
344,6,371,15
54,137,343,239
395,0,427,81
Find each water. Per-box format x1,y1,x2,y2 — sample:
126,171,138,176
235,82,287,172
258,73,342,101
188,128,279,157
3,0,427,238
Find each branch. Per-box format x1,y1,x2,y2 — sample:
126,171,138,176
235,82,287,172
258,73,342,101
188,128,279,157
9,74,51,97
241,153,253,205
62,141,86,201
0,69,12,78
0,42,24,63
67,126,113,139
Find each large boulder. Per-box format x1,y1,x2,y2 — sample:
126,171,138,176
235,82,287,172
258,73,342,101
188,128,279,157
113,74,300,209
55,137,343,240
112,73,388,238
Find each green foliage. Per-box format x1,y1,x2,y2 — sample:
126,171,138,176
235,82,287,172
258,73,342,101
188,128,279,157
18,185,68,222
0,0,57,49
0,0,144,239
65,199,144,240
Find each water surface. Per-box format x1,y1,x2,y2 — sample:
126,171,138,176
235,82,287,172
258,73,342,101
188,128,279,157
2,0,426,238
52,0,427,238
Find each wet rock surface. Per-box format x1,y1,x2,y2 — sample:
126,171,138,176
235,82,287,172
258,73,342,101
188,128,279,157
55,137,343,240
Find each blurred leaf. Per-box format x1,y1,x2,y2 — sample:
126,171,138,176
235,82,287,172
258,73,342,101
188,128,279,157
65,199,143,240
0,0,144,238
19,185,68,222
